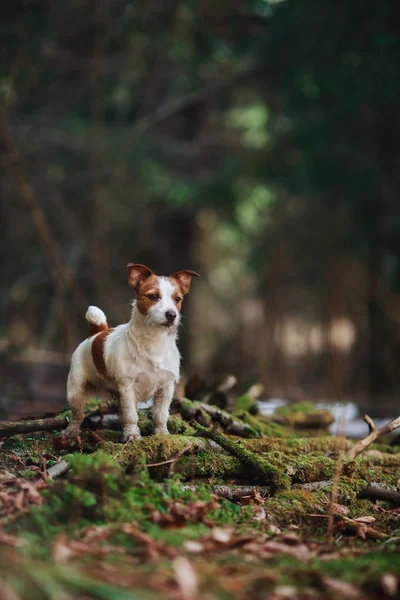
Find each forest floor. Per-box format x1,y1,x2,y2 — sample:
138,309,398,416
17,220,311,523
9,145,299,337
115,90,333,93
0,394,399,600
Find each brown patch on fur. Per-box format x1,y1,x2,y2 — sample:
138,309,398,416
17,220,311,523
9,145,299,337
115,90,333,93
135,274,161,315
88,322,108,338
91,329,114,378
171,270,200,295
168,280,184,312
127,263,154,290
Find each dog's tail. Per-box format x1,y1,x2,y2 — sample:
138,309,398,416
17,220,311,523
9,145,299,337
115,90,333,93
86,306,108,337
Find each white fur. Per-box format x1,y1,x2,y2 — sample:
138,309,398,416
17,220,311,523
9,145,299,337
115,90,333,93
144,277,180,328
65,280,181,441
86,306,107,326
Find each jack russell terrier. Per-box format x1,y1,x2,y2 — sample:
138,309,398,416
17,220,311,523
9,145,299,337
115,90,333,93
64,264,199,441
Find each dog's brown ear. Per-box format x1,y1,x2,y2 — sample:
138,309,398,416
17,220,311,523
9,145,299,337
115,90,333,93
171,270,200,295
127,264,154,290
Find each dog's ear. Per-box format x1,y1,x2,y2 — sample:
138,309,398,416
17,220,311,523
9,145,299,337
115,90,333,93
127,264,154,290
170,270,200,295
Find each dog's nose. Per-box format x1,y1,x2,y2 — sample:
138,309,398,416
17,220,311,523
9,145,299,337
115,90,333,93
165,310,177,322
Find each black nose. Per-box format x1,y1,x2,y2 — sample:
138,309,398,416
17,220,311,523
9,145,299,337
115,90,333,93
165,310,177,322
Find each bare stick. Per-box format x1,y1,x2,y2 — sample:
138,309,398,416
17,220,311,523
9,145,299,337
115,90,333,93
0,416,69,437
347,416,400,460
296,480,400,503
364,414,376,434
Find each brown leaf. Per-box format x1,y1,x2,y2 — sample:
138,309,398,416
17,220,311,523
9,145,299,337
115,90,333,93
210,527,234,544
322,577,362,598
0,471,16,482
331,503,350,516
149,500,218,527
381,573,398,597
353,516,376,524
173,556,198,600
52,434,81,453
183,540,204,554
0,529,25,547
280,532,302,546
253,505,267,521
262,541,313,561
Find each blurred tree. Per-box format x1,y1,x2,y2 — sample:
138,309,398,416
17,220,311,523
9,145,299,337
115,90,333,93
1,0,400,412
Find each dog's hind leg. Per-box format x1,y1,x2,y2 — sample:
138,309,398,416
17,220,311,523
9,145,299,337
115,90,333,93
64,368,89,438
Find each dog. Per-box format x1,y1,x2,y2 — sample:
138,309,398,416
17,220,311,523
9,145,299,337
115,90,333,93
64,263,199,441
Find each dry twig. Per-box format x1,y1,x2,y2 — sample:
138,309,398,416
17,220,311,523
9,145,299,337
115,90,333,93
347,416,400,460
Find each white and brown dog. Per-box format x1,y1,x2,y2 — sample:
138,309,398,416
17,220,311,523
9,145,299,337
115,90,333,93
64,264,199,441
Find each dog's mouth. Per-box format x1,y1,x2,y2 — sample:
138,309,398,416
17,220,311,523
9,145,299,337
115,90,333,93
162,321,175,328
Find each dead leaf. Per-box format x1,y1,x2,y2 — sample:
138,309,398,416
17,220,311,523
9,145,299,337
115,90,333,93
381,573,398,597
267,524,282,535
173,556,198,600
149,500,218,528
280,532,302,546
0,529,25,547
183,540,204,554
353,516,376,524
322,576,362,598
262,540,313,561
331,503,350,516
52,533,74,563
210,527,234,544
253,505,266,521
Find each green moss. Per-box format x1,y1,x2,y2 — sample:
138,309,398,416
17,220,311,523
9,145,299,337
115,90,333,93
265,489,325,526
233,411,285,437
176,451,243,480
1,434,55,465
100,434,197,469
273,402,334,428
275,402,319,417
234,393,259,415
312,551,400,585
166,415,196,436
178,398,213,426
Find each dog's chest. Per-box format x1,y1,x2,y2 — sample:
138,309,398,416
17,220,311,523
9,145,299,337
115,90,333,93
131,338,180,391
135,369,170,398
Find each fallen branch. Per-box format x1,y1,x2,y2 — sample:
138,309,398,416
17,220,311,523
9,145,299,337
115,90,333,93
295,480,400,503
342,516,389,541
364,414,376,434
358,483,400,503
158,483,270,502
0,411,121,438
172,398,212,427
0,416,69,437
347,415,400,460
193,423,289,489
197,404,257,438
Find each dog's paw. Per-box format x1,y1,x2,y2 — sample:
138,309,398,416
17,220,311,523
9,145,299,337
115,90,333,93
121,430,142,443
153,427,170,435
63,426,80,440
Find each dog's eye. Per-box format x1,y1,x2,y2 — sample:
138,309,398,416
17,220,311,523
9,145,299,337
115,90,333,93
174,296,182,303
148,294,159,301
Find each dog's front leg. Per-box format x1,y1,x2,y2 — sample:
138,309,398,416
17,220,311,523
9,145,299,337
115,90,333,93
152,380,175,435
119,383,141,442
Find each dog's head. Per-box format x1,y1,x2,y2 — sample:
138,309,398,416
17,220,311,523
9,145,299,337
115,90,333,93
127,264,200,330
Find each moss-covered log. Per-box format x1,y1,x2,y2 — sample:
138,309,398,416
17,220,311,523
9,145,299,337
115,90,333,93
193,423,290,489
